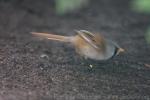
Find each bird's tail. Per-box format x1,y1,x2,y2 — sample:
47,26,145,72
31,32,73,42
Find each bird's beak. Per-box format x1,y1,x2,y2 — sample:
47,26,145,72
117,48,125,55
119,48,125,52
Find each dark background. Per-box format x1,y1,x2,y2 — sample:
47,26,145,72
0,0,150,100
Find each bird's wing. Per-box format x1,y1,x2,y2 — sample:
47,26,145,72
76,30,106,51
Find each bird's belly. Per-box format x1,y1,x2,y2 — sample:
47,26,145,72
79,46,104,60
73,36,105,60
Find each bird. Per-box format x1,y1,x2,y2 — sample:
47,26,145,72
31,30,124,60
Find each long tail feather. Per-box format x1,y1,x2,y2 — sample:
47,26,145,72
31,32,72,42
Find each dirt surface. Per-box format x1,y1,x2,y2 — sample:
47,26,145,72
0,0,150,100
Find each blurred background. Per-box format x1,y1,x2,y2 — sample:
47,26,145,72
0,0,150,100
1,0,150,41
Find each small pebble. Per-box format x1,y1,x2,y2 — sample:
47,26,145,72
40,54,49,59
89,64,93,68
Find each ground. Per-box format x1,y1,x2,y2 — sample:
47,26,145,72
0,0,150,100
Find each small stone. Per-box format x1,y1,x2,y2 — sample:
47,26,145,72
89,64,93,68
40,54,49,59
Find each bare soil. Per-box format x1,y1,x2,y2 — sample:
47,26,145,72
0,0,150,100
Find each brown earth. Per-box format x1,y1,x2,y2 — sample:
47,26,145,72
0,0,150,100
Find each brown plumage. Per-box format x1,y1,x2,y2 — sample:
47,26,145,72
31,30,124,60
31,32,71,42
